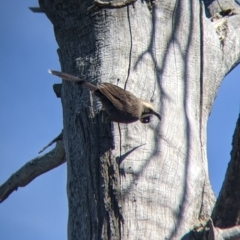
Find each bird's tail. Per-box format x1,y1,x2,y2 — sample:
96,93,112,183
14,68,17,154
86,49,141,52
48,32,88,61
48,69,97,91
48,69,83,83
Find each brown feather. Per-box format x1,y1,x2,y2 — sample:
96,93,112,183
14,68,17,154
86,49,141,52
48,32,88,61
98,83,141,115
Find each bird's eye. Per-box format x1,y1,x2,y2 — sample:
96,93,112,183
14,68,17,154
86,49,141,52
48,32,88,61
140,116,150,124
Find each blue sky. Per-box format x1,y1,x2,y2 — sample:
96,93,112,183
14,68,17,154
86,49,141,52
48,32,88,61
0,1,239,239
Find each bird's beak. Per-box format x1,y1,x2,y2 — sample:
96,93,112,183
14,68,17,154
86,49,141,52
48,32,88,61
152,111,161,121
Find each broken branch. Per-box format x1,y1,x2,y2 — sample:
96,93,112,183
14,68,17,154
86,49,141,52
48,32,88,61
0,141,65,203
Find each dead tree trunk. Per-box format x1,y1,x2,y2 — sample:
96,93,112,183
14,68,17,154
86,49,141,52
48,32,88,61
38,0,240,239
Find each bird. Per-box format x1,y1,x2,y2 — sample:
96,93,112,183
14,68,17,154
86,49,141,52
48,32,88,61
48,70,161,124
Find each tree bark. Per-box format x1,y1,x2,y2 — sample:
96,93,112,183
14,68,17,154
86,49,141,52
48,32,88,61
38,0,240,239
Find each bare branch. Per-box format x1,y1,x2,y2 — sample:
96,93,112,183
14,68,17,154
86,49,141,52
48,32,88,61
0,141,65,203
38,131,63,154
207,219,240,240
29,7,44,13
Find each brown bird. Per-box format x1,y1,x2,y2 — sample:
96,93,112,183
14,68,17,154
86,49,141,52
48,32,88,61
49,70,161,124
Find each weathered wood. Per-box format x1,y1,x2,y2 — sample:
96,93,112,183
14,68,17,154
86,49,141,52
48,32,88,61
37,0,240,239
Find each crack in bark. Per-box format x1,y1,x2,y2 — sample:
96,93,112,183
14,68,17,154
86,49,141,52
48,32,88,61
124,6,133,90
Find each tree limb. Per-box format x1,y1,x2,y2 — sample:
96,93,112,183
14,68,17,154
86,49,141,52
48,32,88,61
206,219,240,240
38,131,63,154
0,141,65,203
203,0,240,73
211,115,240,227
29,7,44,13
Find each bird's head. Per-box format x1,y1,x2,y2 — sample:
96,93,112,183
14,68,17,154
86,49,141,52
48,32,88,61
140,100,161,124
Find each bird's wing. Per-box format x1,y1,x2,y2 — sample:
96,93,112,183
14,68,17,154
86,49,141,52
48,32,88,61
99,83,139,112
